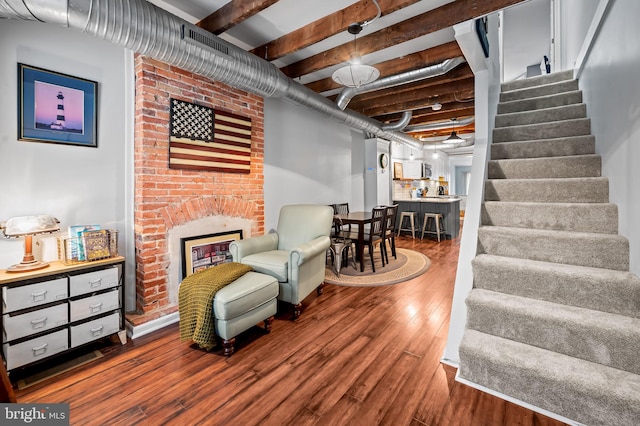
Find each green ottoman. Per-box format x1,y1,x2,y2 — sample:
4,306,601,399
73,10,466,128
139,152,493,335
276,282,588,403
213,271,279,356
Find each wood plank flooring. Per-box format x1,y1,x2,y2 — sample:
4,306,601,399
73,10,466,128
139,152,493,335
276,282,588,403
13,229,568,426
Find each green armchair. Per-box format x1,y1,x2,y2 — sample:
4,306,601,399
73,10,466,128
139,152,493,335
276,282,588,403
229,204,333,319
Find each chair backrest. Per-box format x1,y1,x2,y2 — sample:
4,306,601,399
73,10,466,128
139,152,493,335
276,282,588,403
384,204,399,235
369,206,386,238
333,203,349,215
276,204,333,250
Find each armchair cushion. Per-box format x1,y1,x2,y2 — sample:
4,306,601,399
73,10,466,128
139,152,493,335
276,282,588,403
240,250,289,282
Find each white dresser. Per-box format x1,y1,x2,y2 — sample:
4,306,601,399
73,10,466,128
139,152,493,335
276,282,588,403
0,257,126,371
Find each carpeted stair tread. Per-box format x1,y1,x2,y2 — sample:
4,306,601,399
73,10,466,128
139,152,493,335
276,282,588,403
500,69,574,92
472,254,640,318
481,201,618,234
497,90,583,115
485,177,609,203
495,103,587,128
490,135,595,160
493,118,590,143
488,154,601,179
500,79,579,103
466,289,640,375
477,226,629,270
458,330,640,426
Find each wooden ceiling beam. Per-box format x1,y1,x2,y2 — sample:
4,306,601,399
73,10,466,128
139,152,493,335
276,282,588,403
306,41,463,93
281,0,527,78
250,0,421,61
377,105,476,125
341,64,473,105
197,0,280,35
350,78,475,114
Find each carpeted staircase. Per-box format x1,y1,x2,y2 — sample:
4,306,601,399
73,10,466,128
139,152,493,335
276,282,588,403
457,70,640,425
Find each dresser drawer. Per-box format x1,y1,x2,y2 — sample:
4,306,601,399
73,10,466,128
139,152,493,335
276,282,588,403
70,289,119,322
69,267,119,297
3,303,68,342
3,329,69,370
70,312,120,348
2,277,68,313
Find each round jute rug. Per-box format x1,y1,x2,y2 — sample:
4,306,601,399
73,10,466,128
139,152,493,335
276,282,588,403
325,247,431,287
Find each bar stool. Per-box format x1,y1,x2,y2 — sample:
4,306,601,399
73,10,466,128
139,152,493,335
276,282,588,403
421,213,445,242
397,211,419,239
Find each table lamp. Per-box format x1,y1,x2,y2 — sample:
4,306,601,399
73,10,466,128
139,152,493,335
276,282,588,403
0,215,60,272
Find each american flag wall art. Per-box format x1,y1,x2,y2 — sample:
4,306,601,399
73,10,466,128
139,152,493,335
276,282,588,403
168,98,252,173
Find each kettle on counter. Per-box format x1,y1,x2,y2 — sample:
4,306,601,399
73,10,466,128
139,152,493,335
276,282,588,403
437,185,445,195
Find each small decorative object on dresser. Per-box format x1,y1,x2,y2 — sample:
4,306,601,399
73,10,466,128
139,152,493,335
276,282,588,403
0,215,60,273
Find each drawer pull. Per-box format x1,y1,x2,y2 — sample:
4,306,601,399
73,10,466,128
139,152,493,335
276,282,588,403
90,326,104,336
32,343,48,356
31,290,48,303
30,317,48,329
89,302,104,313
89,278,103,288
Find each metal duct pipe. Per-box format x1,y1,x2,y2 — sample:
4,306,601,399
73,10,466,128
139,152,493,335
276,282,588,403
0,0,423,149
381,111,412,131
404,116,475,133
335,57,466,110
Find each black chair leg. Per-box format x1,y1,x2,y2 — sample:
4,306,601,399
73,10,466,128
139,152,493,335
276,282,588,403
369,244,376,273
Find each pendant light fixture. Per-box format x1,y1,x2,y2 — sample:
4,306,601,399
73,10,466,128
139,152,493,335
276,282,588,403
332,0,381,88
443,118,465,143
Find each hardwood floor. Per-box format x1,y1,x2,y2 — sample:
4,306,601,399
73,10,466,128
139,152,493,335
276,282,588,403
13,230,567,426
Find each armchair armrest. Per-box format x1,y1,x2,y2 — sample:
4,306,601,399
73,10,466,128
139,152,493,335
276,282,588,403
290,235,331,266
229,233,279,262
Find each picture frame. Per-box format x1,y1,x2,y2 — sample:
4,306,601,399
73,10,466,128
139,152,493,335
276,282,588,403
181,230,243,279
393,162,404,179
18,63,98,147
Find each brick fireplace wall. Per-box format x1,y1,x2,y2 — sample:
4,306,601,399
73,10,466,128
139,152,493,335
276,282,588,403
129,54,265,325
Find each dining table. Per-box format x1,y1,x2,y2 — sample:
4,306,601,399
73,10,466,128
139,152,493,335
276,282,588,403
334,211,372,272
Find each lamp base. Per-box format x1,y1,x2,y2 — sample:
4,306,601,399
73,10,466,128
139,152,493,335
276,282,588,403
6,261,50,273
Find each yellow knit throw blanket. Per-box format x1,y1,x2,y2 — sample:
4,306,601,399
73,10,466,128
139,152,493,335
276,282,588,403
179,262,253,350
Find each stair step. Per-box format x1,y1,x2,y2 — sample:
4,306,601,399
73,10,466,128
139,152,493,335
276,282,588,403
495,103,587,128
485,177,609,203
481,201,617,233
488,154,601,179
501,70,574,92
466,289,640,375
458,330,640,426
477,226,629,270
500,79,579,103
493,118,590,143
497,91,583,114
491,135,595,160
472,254,640,319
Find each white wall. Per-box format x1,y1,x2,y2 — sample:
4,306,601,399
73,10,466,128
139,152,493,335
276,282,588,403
555,0,600,71
263,98,365,231
576,0,640,275
0,20,135,309
502,0,551,81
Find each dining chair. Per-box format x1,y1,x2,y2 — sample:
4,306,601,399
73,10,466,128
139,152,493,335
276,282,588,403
382,204,399,264
327,216,356,277
361,206,387,273
331,202,351,235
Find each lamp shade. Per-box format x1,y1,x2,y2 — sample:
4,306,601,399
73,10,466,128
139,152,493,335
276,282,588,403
1,215,60,237
332,64,380,88
443,131,465,144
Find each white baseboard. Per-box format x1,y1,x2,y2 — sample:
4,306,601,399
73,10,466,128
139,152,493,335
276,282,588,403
454,370,585,426
126,311,180,339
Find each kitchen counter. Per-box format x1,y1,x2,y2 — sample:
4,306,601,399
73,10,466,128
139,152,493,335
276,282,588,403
394,196,461,203
393,198,461,239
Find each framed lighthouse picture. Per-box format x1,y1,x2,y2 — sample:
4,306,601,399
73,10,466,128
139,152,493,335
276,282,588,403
18,63,98,147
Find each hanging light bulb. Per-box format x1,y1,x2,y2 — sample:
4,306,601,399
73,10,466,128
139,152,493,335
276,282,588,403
332,1,381,88
443,119,465,143
432,144,439,159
